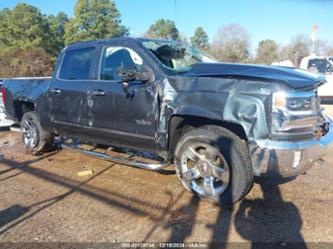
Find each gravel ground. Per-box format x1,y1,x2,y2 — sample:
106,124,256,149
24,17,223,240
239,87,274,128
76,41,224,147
0,106,332,246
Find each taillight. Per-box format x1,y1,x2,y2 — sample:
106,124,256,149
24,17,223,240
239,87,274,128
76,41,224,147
1,86,5,104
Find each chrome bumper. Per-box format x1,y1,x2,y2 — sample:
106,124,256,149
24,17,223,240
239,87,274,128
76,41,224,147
249,121,333,177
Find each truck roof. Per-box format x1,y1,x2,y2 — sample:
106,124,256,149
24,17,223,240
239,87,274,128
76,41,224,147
66,37,180,49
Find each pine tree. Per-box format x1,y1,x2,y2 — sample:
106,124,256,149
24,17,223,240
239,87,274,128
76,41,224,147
145,19,180,41
191,27,209,50
64,0,128,45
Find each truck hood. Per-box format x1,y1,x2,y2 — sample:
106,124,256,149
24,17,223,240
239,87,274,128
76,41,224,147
181,63,326,90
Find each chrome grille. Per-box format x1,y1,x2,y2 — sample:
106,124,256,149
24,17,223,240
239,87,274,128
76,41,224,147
271,90,325,140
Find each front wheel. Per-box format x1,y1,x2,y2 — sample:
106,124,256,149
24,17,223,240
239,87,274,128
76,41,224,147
21,111,54,154
174,125,254,204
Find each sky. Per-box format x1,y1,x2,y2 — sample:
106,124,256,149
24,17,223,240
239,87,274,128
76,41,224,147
0,0,332,50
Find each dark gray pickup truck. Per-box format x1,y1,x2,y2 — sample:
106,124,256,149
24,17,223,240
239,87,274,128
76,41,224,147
3,37,333,204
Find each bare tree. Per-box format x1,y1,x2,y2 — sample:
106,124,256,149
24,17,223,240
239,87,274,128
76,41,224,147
179,32,191,45
315,39,333,56
283,34,311,67
211,23,251,63
0,47,53,78
327,49,333,56
255,39,279,65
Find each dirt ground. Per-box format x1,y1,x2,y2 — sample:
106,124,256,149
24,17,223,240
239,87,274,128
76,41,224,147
0,106,333,247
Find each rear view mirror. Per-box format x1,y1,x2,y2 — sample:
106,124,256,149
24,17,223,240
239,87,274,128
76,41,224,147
117,66,155,83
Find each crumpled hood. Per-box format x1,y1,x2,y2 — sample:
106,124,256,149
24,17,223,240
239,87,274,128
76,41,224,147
181,63,326,90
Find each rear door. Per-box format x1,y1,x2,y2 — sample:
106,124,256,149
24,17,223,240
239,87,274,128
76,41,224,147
48,46,97,139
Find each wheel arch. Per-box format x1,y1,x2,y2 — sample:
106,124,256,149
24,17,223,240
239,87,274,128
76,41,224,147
168,114,248,159
13,101,35,122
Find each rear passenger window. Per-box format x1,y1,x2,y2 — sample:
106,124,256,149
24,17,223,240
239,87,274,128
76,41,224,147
59,47,95,80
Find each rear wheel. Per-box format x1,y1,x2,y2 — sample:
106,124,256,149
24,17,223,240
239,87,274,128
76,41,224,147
174,125,254,204
21,111,54,154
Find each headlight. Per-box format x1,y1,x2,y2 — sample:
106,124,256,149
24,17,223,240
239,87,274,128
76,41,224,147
272,91,319,114
272,92,287,112
271,91,324,139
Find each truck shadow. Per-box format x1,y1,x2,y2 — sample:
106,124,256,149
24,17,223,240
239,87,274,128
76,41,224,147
0,150,308,247
169,144,308,248
233,151,308,249
0,205,29,229
0,153,184,236
0,127,10,132
165,195,200,242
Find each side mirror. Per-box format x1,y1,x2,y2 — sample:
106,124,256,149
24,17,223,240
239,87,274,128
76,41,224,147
117,66,155,84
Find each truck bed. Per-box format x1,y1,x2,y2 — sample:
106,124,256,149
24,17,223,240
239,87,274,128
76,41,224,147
3,77,51,121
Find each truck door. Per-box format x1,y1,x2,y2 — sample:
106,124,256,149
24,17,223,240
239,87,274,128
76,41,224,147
89,46,158,151
48,46,97,139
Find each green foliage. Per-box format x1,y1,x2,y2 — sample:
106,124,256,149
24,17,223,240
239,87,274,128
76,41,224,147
0,47,53,77
0,1,128,77
46,12,69,58
0,3,68,77
0,4,49,53
191,27,209,51
145,19,179,41
255,39,279,65
64,0,128,45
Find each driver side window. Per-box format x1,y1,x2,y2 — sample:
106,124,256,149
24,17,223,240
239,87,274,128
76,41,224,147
100,46,143,81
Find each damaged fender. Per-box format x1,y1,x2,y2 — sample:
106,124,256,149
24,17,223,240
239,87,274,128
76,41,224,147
156,76,290,158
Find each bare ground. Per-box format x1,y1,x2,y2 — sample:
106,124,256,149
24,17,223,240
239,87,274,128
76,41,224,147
0,106,332,246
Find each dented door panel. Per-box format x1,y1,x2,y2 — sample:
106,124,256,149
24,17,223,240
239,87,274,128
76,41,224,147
88,80,158,151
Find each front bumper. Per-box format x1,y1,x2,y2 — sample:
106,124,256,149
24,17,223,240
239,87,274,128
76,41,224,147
249,120,333,177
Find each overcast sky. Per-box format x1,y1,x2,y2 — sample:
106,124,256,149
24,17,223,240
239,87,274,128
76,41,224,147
1,0,332,49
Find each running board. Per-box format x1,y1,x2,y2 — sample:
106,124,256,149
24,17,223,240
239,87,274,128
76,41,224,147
61,144,169,171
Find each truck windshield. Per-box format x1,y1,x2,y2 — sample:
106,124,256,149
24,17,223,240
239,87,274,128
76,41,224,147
307,58,333,74
308,59,328,74
141,40,216,72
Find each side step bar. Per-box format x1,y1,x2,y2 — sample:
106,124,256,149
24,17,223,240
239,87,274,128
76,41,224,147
61,144,169,171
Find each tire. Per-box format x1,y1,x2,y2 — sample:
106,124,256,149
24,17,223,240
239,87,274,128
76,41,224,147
174,125,254,205
21,111,54,155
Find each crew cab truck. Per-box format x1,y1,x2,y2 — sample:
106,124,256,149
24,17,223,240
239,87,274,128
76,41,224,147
2,37,333,204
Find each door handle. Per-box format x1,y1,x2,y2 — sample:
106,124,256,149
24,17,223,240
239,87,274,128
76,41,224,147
49,88,62,94
91,90,106,96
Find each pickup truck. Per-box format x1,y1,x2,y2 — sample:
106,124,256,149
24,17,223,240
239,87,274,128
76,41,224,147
2,37,333,204
300,55,333,99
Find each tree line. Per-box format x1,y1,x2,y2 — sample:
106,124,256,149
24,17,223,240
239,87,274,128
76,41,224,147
146,21,333,66
0,0,127,77
0,0,332,77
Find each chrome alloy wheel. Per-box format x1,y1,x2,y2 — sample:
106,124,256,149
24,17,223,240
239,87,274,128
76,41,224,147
22,119,38,149
178,142,230,200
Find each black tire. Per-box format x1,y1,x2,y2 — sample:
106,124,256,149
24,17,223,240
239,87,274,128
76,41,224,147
174,125,254,205
21,111,54,155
